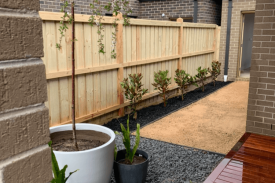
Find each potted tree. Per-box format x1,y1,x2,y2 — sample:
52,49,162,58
114,116,150,183
49,1,132,183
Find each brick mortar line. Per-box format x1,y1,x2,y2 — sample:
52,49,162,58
0,144,49,178
0,103,46,120
0,58,44,69
0,7,39,18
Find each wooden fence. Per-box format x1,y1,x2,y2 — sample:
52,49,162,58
39,11,220,127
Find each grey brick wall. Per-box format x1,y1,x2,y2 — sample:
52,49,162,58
197,0,221,24
218,0,256,81
40,0,140,16
246,0,275,137
138,0,194,21
40,0,221,25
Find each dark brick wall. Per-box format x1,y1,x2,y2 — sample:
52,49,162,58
246,0,275,137
139,0,194,20
40,0,140,16
198,0,221,25
139,0,221,25
40,0,221,25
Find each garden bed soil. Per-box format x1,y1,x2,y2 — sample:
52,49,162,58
104,81,233,133
110,134,224,183
51,130,110,151
135,81,249,154
118,156,147,165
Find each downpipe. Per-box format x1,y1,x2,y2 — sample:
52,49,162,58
224,0,233,82
224,75,228,82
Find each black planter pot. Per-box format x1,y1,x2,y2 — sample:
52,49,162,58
113,149,150,183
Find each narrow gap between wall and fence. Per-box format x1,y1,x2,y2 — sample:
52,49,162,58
39,11,220,127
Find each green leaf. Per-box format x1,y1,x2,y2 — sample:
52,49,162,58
114,144,118,161
130,123,140,163
48,141,60,179
48,141,78,183
64,169,78,182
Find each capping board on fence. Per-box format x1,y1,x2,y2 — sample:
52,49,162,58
40,11,220,127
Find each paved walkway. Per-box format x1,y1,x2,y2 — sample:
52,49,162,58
138,81,249,154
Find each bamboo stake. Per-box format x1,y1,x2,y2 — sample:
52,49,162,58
71,1,79,151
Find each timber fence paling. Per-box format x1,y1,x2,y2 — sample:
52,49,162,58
39,11,220,127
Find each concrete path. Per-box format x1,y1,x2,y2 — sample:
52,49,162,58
137,81,249,154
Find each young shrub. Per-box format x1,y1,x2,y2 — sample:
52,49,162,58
195,67,208,92
48,141,78,183
174,69,197,101
115,115,140,164
152,70,171,107
208,61,221,87
120,73,148,120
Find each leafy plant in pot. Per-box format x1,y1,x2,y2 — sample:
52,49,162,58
113,116,150,183
50,1,131,182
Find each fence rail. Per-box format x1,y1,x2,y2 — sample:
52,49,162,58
40,11,220,127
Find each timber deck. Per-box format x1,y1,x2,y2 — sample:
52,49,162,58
204,132,275,183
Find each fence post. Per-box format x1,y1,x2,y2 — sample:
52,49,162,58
213,25,220,62
117,13,125,116
215,26,221,62
177,18,183,70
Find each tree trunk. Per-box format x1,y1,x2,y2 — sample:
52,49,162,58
71,1,79,151
163,88,166,107
181,88,184,101
133,111,137,120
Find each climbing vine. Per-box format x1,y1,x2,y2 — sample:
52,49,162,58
89,0,132,58
56,1,73,50
57,0,132,58
89,0,105,54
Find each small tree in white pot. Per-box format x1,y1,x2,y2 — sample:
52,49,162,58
49,0,132,182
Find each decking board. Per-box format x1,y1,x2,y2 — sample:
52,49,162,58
204,133,275,183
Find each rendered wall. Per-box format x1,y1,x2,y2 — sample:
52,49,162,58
246,0,275,137
0,0,52,182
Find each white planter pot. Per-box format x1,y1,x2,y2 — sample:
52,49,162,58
50,124,115,183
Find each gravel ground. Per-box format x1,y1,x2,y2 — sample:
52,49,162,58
110,134,224,183
104,81,232,132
